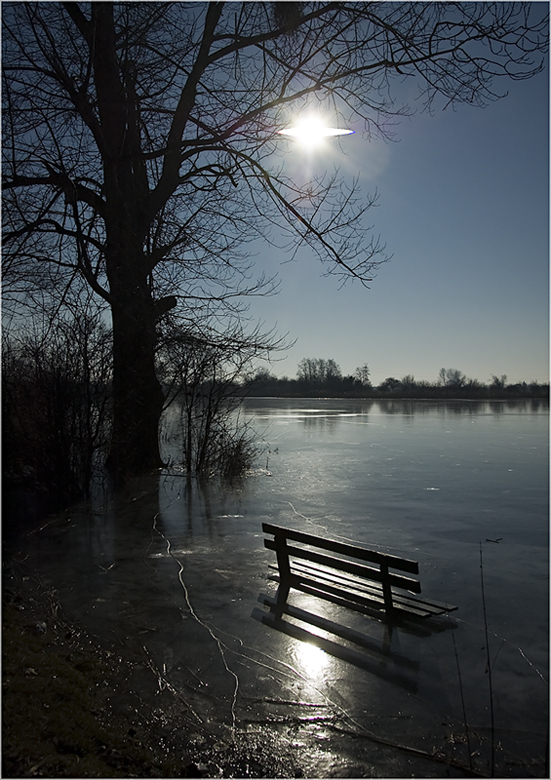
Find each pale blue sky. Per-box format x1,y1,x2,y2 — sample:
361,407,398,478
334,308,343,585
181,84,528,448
246,59,549,386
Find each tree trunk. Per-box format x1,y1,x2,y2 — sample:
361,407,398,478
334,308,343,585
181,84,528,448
106,288,165,481
104,208,165,481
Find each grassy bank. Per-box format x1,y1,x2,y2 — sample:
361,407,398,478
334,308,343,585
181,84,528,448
2,576,197,777
2,563,301,779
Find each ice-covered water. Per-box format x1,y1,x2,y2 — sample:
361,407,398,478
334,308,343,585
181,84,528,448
8,398,549,777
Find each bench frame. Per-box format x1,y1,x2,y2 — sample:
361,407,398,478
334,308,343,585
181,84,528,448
262,523,457,621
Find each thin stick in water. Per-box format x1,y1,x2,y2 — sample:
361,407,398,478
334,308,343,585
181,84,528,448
479,541,495,777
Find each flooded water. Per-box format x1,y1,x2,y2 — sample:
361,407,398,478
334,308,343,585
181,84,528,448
7,398,549,777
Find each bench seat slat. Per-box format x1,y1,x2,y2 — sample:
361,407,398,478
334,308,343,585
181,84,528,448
290,561,389,600
290,573,387,612
292,579,437,619
268,562,456,617
288,569,451,617
291,561,418,604
288,560,456,613
265,579,434,632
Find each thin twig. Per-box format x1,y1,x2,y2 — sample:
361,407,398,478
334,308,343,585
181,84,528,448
479,542,495,777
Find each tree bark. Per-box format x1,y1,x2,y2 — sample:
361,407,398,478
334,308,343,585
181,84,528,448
107,294,164,480
103,207,165,480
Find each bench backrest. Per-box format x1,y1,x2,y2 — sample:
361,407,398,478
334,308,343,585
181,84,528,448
262,523,422,612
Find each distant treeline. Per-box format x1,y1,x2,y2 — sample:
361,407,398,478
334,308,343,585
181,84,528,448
243,361,549,400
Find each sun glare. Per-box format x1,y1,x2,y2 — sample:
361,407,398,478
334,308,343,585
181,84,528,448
278,118,354,147
294,639,329,680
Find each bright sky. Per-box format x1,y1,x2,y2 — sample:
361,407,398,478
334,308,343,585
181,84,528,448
246,63,549,386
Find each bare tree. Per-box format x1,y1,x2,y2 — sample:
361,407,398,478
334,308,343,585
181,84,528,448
297,358,319,385
297,357,342,385
491,374,508,390
2,306,112,507
2,2,547,480
158,321,266,476
354,363,371,386
438,367,467,388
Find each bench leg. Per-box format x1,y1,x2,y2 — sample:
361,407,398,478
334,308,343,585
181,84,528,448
381,563,395,616
273,531,292,620
383,622,401,655
273,581,290,620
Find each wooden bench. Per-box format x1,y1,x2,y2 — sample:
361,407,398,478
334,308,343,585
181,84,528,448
262,523,457,622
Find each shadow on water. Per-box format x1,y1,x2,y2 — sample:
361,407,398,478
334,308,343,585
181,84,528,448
253,598,424,693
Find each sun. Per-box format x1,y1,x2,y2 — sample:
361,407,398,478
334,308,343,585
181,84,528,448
278,117,354,147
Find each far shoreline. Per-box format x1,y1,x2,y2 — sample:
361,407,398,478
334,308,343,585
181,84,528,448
238,392,549,402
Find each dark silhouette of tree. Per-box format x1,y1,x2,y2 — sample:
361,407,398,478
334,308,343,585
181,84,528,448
3,2,547,480
157,315,278,474
245,364,547,399
401,374,416,391
2,308,111,510
324,359,342,385
354,363,371,387
438,367,467,389
379,377,401,394
491,374,508,391
297,357,342,386
296,358,318,385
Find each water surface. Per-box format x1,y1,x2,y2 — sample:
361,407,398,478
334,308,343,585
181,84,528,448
10,399,549,777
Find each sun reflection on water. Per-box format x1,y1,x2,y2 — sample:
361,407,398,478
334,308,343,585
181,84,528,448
293,639,329,681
